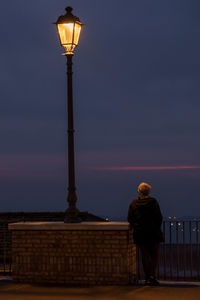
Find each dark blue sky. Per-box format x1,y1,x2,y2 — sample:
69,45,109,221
1,0,200,219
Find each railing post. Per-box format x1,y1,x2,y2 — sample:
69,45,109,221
176,221,179,280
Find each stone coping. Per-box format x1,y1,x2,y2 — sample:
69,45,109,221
8,221,130,231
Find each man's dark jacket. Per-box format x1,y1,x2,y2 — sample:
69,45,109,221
128,197,164,244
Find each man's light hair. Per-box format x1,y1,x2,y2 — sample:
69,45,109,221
138,182,151,196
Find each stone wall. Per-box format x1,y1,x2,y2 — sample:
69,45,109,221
9,222,136,286
0,211,105,269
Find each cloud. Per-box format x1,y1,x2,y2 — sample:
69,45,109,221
0,154,66,180
93,165,200,171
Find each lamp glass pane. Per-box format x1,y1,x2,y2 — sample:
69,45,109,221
74,23,82,45
57,23,74,45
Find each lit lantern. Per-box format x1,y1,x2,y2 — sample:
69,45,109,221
54,6,83,55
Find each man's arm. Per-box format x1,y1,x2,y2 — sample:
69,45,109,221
154,200,163,226
127,204,135,228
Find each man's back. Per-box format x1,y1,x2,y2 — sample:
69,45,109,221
128,196,163,244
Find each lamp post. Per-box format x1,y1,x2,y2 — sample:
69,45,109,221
54,7,83,223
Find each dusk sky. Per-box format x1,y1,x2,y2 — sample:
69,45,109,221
1,0,200,220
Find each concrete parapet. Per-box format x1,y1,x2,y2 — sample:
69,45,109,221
9,222,136,286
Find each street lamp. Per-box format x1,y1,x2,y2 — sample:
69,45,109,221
54,7,84,223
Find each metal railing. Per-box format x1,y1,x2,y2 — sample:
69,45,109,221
0,223,12,275
137,220,200,281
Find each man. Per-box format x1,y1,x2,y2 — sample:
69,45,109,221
128,182,164,286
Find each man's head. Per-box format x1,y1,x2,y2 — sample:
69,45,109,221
138,182,151,197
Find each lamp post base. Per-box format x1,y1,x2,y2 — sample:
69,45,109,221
64,207,82,223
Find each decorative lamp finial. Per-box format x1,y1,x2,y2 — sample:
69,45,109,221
66,7,73,14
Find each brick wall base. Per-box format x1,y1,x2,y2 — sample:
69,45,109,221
9,222,136,286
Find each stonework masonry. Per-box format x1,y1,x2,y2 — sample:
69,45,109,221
9,222,136,286
0,211,105,268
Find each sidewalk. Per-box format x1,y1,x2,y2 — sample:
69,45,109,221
0,277,200,300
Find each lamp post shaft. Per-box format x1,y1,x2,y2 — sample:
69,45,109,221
64,54,80,223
